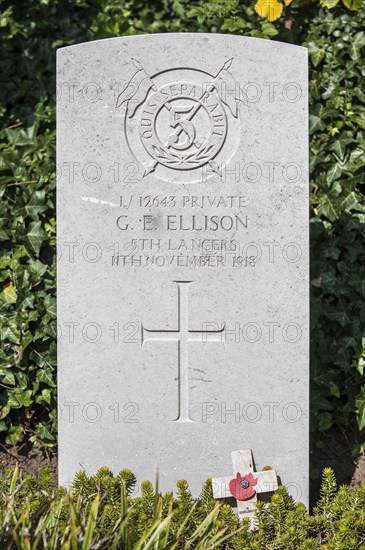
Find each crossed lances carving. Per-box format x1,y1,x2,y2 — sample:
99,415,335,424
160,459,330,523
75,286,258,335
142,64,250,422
212,449,278,529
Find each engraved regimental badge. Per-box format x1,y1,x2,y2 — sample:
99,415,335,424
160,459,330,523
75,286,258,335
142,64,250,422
116,58,245,183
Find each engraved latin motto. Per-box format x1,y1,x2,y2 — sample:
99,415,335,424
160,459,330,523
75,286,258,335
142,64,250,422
116,59,244,183
139,82,227,171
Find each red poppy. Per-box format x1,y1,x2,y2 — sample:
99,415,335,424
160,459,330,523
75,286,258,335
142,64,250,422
229,472,258,501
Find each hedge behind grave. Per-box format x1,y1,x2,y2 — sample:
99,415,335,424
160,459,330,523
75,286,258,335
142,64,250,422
0,1,364,451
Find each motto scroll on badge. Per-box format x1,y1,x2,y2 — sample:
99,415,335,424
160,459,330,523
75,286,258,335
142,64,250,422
116,58,247,181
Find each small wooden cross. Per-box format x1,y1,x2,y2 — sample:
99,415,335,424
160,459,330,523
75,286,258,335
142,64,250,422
212,449,278,529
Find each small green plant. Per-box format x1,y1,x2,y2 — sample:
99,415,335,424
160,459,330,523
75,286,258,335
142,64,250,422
0,466,364,548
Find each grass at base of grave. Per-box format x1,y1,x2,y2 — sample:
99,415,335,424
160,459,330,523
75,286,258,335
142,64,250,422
0,0,365,468
0,465,365,549
2,427,365,508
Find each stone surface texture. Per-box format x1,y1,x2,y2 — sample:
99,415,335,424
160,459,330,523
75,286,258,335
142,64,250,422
57,34,309,504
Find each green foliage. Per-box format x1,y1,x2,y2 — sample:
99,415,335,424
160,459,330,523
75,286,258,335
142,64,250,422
1,466,365,548
305,10,365,444
0,1,365,448
0,466,242,549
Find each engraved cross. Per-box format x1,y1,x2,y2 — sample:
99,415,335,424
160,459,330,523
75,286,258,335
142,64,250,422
141,281,225,422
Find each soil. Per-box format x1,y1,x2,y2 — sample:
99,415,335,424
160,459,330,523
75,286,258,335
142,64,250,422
0,442,57,480
309,426,365,507
0,432,364,509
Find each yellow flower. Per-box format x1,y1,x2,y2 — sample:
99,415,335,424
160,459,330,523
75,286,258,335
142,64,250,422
255,0,293,22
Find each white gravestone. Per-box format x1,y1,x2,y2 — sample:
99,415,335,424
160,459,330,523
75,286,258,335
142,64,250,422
57,34,309,503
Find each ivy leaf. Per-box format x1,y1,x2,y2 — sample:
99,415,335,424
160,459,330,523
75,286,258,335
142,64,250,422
349,31,365,60
329,381,340,398
316,194,337,221
35,388,53,405
1,323,20,345
25,190,47,218
309,113,325,134
343,0,364,12
320,0,340,7
36,368,56,387
0,282,17,304
325,309,350,327
27,221,46,255
260,21,279,37
357,357,365,376
312,391,333,411
348,278,365,298
43,294,56,318
0,421,8,433
35,422,55,441
0,369,16,386
355,387,365,430
28,258,48,279
327,164,342,183
8,390,33,409
329,137,353,162
308,42,326,67
5,425,23,445
318,412,333,431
